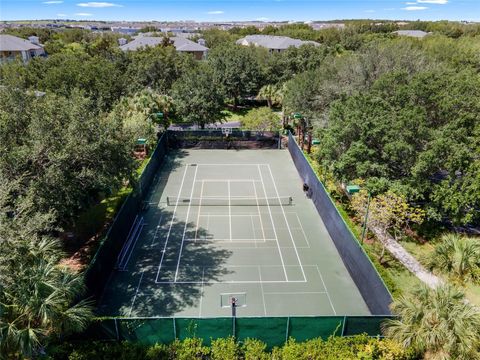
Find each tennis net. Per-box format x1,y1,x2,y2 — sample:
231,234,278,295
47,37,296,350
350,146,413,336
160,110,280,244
166,196,293,206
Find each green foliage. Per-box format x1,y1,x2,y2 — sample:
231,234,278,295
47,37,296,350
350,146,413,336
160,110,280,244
428,234,480,284
199,28,239,49
0,235,94,359
240,107,280,131
385,284,480,360
319,68,480,225
172,64,225,128
125,45,194,93
0,88,134,229
46,335,415,359
211,337,238,360
208,44,264,107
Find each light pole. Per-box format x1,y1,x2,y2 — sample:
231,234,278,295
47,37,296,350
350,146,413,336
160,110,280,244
360,191,371,245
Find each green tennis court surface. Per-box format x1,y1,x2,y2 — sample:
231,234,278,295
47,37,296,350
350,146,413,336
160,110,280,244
98,150,370,317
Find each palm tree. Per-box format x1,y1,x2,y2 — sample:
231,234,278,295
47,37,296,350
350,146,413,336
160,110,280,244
0,236,94,359
428,233,480,284
256,84,282,109
384,284,480,360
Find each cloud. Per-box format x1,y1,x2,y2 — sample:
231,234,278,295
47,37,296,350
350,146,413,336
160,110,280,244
364,9,375,13
75,12,93,16
256,17,269,21
417,0,447,3
405,2,417,4
43,1,63,3
206,10,224,15
77,2,122,7
402,5,429,10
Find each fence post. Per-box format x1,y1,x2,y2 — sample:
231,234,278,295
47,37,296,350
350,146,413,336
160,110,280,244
173,317,177,339
114,318,120,341
285,317,290,343
341,316,347,336
232,317,236,339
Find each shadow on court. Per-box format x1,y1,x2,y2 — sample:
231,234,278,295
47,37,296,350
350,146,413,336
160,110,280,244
98,208,234,317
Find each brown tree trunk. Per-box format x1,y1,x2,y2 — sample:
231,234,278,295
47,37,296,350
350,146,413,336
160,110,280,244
306,132,312,154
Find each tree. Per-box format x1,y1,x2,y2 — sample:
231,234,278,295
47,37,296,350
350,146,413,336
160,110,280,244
0,233,93,358
125,45,194,94
428,234,480,285
256,84,282,108
0,88,134,228
318,67,480,225
199,29,238,49
351,190,425,262
208,44,263,108
171,65,225,129
384,284,480,360
241,107,280,131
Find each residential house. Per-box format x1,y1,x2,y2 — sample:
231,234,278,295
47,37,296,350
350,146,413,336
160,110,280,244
236,35,320,53
0,34,45,63
120,36,208,60
392,30,430,38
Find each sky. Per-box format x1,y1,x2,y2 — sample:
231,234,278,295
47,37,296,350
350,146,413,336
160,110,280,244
1,0,478,22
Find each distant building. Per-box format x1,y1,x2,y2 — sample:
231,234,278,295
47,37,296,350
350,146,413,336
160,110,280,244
236,35,320,53
392,30,430,38
120,36,208,60
0,34,45,63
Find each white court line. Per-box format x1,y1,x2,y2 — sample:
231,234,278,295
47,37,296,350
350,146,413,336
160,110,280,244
174,164,199,282
199,214,260,218
184,238,276,242
316,266,336,315
258,266,267,316
155,280,307,284
201,212,261,216
122,222,146,270
228,180,232,242
257,164,288,281
266,164,307,282
252,180,267,244
194,180,205,242
190,163,269,166
155,164,189,282
150,213,165,246
295,213,311,248
194,179,264,183
250,215,258,248
195,195,274,199
128,270,145,317
263,291,328,295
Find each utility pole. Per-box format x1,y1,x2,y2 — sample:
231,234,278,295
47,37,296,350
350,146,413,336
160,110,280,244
361,192,371,245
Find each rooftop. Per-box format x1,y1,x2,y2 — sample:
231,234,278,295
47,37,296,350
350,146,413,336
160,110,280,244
0,34,43,52
236,35,320,50
120,36,208,52
392,30,430,38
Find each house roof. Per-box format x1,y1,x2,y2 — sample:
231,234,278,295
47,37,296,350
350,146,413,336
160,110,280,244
392,30,429,38
0,34,43,52
120,36,208,52
236,35,320,50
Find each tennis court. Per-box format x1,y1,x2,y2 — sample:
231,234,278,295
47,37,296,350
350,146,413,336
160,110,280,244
98,150,370,317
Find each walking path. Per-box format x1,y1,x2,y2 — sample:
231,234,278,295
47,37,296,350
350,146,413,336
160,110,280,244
370,226,444,289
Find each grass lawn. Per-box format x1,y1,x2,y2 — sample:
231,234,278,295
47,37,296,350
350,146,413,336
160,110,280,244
401,238,480,306
221,108,250,123
221,107,282,125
